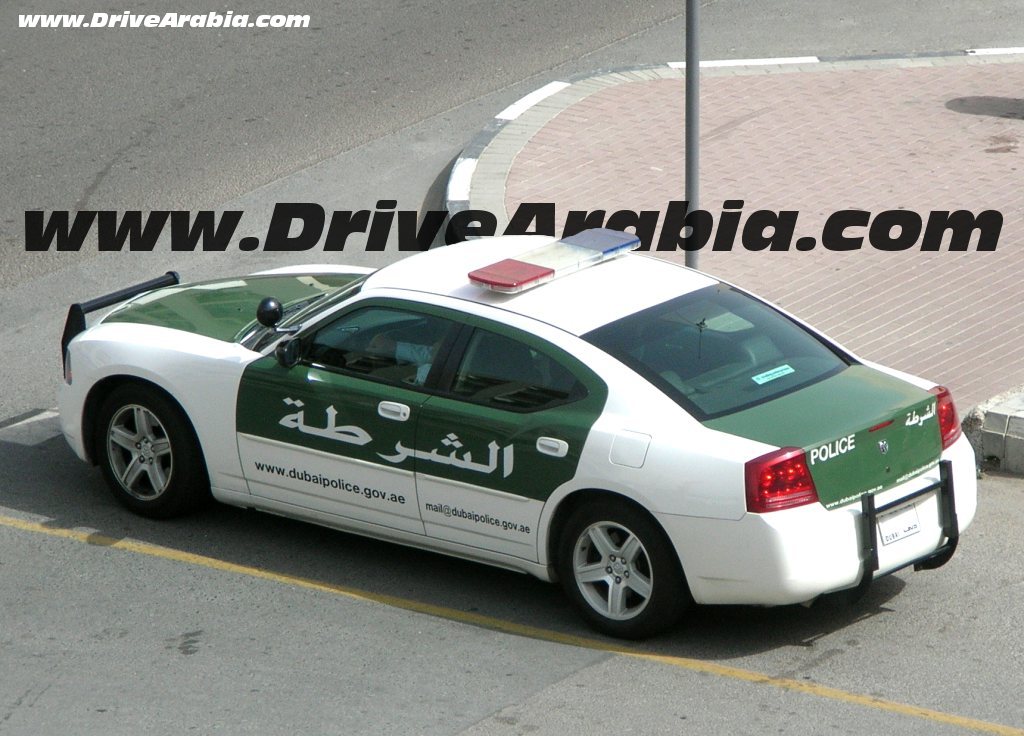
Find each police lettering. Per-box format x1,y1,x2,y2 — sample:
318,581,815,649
809,434,856,465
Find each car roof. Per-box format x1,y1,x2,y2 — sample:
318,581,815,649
361,234,719,335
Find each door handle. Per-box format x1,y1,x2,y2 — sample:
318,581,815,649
378,401,411,422
536,437,569,458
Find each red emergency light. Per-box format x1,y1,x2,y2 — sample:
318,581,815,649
468,229,641,294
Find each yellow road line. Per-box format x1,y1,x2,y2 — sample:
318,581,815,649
3,512,1021,736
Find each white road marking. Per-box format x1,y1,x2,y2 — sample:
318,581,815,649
966,47,1024,56
446,157,479,203
0,409,61,446
495,81,571,121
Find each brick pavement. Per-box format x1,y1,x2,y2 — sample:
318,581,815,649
467,56,1024,410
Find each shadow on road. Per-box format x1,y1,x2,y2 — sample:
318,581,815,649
3,435,910,662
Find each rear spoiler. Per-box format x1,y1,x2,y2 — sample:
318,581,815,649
60,271,180,363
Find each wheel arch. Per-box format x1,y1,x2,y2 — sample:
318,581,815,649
82,375,202,469
543,488,685,582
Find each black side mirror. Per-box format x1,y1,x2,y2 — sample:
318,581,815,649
257,297,283,327
275,338,302,369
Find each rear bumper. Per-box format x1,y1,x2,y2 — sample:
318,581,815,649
849,459,957,601
658,435,977,606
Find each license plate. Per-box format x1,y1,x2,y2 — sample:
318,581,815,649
877,502,921,546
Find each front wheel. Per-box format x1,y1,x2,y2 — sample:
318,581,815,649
96,384,209,518
557,500,690,639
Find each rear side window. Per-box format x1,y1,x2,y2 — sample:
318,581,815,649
451,329,586,412
584,285,848,419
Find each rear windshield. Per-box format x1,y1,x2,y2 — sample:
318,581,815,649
583,284,849,419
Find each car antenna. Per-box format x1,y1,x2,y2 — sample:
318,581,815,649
695,317,707,360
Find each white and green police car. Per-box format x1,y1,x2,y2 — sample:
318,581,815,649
58,229,976,638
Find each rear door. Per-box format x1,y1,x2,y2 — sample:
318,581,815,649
413,324,608,559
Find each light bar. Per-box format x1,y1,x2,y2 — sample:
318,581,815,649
468,228,641,293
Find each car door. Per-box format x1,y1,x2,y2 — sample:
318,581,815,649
236,301,459,534
414,324,608,559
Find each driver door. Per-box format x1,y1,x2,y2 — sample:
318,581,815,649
236,302,458,534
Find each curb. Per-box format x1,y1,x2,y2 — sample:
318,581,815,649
964,387,1024,474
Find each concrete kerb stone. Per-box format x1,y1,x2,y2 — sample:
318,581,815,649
442,49,1024,474
965,387,1024,474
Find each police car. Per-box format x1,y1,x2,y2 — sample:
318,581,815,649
58,229,976,638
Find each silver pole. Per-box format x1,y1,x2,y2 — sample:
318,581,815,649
685,0,699,268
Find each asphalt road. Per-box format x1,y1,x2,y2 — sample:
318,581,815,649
1,419,1022,734
2,2,1023,734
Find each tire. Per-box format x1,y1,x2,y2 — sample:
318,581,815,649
557,499,691,639
95,384,210,518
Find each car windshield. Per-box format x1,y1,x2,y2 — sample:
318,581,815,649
583,284,849,419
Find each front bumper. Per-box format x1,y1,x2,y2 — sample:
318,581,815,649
58,378,89,462
658,435,977,606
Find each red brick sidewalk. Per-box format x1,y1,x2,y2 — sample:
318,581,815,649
498,59,1024,409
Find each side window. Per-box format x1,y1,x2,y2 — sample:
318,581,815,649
451,329,585,411
306,307,454,387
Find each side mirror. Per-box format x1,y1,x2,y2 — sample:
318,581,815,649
275,338,302,369
257,297,283,327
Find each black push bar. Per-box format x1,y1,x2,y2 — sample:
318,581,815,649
60,271,180,363
849,459,957,600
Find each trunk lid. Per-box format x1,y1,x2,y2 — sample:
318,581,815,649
704,364,942,509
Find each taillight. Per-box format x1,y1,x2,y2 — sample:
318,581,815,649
745,447,819,513
63,351,72,385
929,385,961,449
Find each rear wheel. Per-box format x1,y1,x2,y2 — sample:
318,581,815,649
96,384,209,518
557,500,690,639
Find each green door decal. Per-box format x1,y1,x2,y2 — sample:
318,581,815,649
236,356,429,533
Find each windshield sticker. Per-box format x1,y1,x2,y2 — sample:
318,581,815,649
751,364,795,385
279,397,372,446
703,313,754,332
379,433,514,478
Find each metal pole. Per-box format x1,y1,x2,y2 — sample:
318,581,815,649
684,0,699,268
